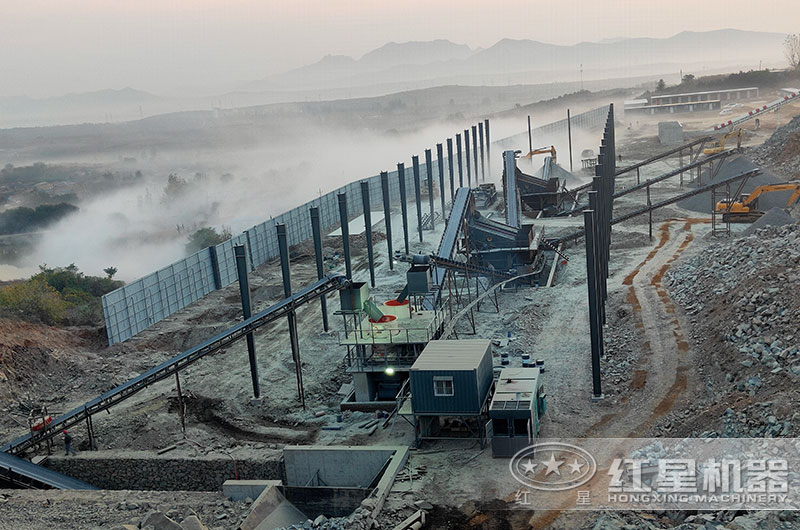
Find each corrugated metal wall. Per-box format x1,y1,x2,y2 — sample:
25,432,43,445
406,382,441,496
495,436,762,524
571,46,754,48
101,105,610,345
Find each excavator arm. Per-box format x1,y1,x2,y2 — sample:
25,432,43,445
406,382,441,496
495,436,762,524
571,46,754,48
741,182,800,208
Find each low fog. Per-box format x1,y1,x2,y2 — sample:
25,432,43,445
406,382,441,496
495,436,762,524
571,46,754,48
1,103,603,282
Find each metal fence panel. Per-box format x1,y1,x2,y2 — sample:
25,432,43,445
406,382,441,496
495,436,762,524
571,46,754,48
101,105,609,344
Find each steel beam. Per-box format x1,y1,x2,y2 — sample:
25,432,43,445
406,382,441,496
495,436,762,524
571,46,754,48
397,163,410,254
456,134,464,187
380,171,394,270
360,181,376,287
478,122,485,181
234,245,260,399
484,119,491,178
277,224,305,409
424,150,435,231
337,193,353,279
447,138,455,201
309,207,329,331
583,210,603,399
413,155,424,240
464,128,472,186
437,143,446,216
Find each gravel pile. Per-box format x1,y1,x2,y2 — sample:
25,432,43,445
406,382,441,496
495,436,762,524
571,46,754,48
677,157,792,214
750,113,800,176
742,206,797,235
662,223,800,438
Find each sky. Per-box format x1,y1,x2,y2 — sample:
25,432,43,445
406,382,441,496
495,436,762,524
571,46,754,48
1,0,796,98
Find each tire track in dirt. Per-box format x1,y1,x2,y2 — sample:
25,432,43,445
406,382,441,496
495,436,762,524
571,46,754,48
530,219,706,529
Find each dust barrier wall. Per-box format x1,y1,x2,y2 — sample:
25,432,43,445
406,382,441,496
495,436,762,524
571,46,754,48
102,105,610,344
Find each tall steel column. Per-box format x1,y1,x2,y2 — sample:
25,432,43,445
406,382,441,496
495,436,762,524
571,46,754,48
412,155,424,240
360,181,376,287
337,193,353,279
424,149,435,231
436,143,446,217
309,207,329,331
471,125,479,183
464,128,472,186
234,245,259,399
380,171,393,270
276,224,304,408
397,162,410,254
456,133,464,187
446,138,455,201
478,122,485,181
484,119,491,177
567,109,574,172
583,210,603,399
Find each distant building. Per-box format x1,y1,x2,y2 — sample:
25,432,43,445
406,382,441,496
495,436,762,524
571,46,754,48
626,87,759,116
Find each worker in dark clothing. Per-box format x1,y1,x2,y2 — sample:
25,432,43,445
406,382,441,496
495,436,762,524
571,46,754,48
63,430,76,456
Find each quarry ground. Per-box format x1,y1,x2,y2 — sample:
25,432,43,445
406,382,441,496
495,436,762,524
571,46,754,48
1,98,800,529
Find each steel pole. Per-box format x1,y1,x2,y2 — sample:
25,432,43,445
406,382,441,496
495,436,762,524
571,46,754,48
276,224,304,408
583,210,603,399
234,245,260,399
478,122,485,181
456,133,464,187
397,163,410,254
446,138,455,202
413,155,424,240
437,143,446,217
484,119,491,178
309,207,329,331
380,171,393,270
360,181,376,287
337,193,352,279
464,129,472,186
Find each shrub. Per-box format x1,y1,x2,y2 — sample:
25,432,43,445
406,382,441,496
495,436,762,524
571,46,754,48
0,277,67,324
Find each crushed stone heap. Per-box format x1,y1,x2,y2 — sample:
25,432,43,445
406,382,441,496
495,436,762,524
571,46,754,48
750,113,800,176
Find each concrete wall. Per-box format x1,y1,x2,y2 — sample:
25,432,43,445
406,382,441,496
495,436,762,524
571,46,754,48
45,452,282,491
283,447,396,488
282,486,369,518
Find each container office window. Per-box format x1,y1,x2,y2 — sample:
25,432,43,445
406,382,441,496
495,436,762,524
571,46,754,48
433,376,454,396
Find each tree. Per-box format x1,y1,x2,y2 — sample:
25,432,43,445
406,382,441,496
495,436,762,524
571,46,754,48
786,34,800,70
103,267,118,279
681,73,696,84
656,79,666,91
185,226,232,254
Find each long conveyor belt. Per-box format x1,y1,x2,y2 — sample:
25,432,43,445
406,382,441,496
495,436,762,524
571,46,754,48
2,274,349,457
557,169,761,243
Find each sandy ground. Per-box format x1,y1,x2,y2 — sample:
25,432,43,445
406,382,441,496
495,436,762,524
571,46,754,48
3,101,800,528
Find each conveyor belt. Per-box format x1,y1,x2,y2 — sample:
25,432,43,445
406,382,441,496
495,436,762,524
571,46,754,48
428,255,516,282
558,169,760,243
2,274,348,456
0,452,97,489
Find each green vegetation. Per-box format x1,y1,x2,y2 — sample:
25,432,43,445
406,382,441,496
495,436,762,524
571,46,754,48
0,203,78,235
644,69,800,99
0,264,123,325
185,226,232,254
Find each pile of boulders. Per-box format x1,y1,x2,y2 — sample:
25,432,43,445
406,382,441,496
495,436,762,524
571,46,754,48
585,509,796,530
749,113,800,176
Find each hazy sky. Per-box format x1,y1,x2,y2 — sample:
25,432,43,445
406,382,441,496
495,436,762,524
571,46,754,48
1,0,795,98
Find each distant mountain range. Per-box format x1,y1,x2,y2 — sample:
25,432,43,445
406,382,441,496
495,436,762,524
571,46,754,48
0,29,788,129
243,29,787,92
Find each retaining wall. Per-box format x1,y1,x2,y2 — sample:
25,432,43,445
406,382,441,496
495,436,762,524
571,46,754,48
45,452,283,491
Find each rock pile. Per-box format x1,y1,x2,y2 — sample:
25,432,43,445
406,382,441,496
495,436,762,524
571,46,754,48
750,113,800,176
662,222,800,438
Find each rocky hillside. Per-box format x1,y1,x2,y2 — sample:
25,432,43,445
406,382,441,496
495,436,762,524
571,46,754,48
663,223,800,438
750,114,800,177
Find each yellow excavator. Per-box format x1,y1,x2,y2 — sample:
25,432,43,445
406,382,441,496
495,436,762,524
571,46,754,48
704,128,743,155
715,181,800,222
523,145,557,164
